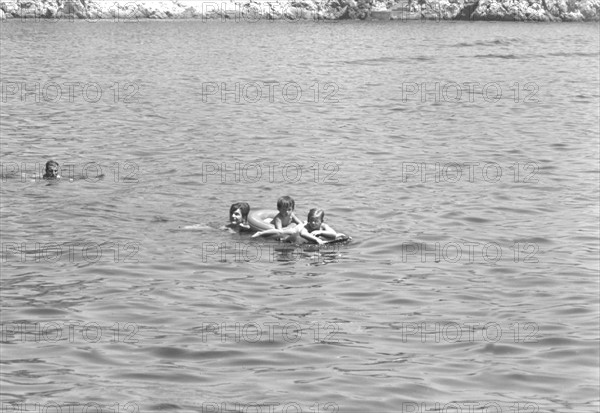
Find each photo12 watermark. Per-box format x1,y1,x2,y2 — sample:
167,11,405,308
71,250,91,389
201,242,343,264
2,241,140,264
0,321,139,344
199,401,339,413
400,241,539,264
1,161,139,183
395,321,539,344
0,81,139,104
201,161,340,184
400,82,540,104
1,401,140,413
400,401,539,413
400,162,539,184
199,321,340,344
200,81,339,104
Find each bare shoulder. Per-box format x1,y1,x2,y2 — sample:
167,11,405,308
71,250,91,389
271,215,283,227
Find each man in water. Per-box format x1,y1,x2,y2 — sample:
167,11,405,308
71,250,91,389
43,160,60,180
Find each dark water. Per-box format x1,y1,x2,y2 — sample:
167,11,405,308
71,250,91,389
1,19,599,412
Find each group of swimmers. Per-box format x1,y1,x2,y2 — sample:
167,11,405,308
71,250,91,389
40,161,340,245
226,196,340,245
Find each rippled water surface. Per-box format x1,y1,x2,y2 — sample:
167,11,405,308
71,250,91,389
1,19,599,412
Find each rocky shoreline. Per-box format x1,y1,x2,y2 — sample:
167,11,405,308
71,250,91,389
1,0,598,21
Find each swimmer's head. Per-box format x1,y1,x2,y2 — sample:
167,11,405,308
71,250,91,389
44,160,60,179
276,196,295,212
307,208,325,230
229,202,250,225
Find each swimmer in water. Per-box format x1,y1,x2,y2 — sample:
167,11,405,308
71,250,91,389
271,196,302,229
43,160,60,180
225,202,252,232
299,208,338,245
251,196,302,239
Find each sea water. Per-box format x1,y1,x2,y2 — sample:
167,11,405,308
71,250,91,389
1,19,599,412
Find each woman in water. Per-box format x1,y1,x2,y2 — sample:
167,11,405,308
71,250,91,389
225,202,252,232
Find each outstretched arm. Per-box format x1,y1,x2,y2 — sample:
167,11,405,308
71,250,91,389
238,223,253,233
310,223,337,239
300,227,326,245
252,226,300,238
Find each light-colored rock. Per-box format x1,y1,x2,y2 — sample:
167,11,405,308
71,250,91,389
562,9,584,19
59,0,86,17
470,0,599,20
579,0,600,18
545,0,599,20
1,1,18,17
372,0,387,10
418,0,464,19
0,0,597,21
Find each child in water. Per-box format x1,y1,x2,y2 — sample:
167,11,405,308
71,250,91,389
225,202,252,232
299,208,338,245
271,195,302,229
252,196,302,239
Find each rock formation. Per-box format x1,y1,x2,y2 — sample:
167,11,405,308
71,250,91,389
0,0,598,21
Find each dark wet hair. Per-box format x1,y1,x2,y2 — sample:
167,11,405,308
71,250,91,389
229,202,250,221
307,208,325,221
277,196,295,210
45,160,59,171
43,160,59,178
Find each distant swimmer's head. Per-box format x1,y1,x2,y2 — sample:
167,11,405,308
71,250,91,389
276,196,295,217
307,208,325,231
229,202,250,225
43,160,60,179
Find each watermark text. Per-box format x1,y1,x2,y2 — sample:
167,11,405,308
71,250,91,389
1,161,139,183
399,401,539,412
201,242,342,263
202,162,339,184
2,241,140,264
400,242,539,264
1,322,139,344
201,81,339,104
397,322,539,343
400,162,539,184
200,321,340,344
199,401,339,413
401,82,539,104
1,81,139,104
